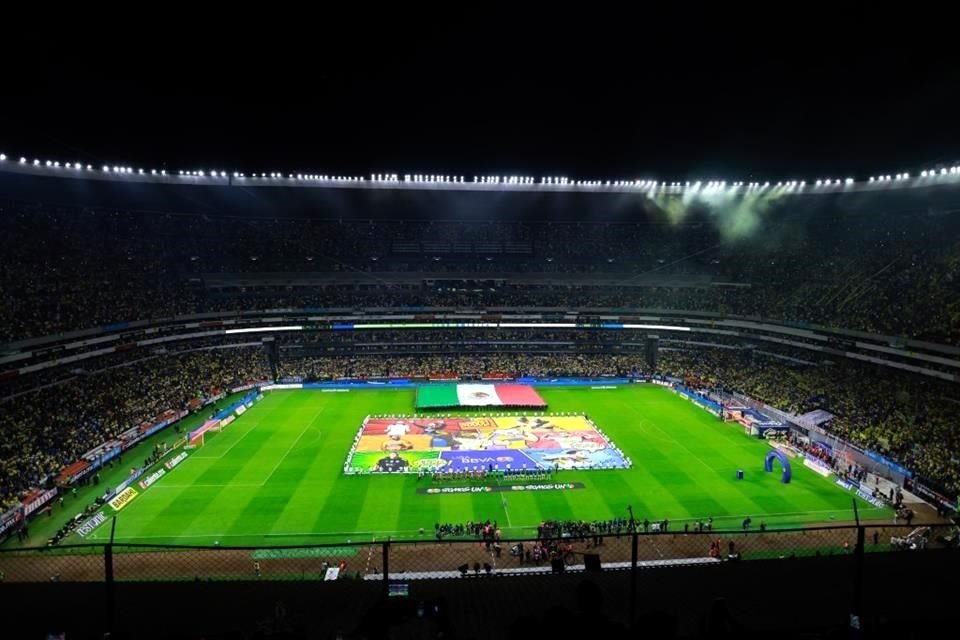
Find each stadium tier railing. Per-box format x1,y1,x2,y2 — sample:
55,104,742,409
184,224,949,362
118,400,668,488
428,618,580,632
2,523,955,585
2,523,956,635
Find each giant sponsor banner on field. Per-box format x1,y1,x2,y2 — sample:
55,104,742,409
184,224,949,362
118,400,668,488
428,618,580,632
348,451,444,473
346,415,629,473
438,449,539,471
523,447,630,470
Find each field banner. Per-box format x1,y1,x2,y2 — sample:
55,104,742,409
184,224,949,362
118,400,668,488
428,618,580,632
58,460,90,484
164,451,189,470
0,509,20,536
416,384,546,409
803,457,834,478
76,511,107,538
138,468,166,490
22,488,58,516
108,487,139,512
346,414,629,473
418,482,585,495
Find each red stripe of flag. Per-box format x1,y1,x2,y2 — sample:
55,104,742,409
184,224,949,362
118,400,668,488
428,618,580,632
493,384,546,407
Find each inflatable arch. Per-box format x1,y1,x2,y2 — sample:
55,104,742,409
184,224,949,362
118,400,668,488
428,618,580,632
764,450,792,483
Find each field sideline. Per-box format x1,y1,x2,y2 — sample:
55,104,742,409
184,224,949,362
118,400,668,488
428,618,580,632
85,385,889,545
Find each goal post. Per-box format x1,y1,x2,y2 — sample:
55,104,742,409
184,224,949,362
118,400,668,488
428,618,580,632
186,418,221,449
187,431,204,449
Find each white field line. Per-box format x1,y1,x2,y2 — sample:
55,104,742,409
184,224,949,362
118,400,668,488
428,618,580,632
258,408,326,486
149,484,264,488
621,401,719,475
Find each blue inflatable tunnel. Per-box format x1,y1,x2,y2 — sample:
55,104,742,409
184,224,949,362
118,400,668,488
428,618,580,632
764,450,792,484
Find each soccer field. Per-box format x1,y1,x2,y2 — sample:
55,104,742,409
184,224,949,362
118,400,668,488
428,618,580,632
86,385,889,545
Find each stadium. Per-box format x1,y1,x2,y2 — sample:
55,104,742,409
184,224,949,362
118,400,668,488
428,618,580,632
3,19,960,637
2,150,959,635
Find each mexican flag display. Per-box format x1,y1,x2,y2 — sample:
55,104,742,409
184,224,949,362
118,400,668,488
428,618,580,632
416,384,547,409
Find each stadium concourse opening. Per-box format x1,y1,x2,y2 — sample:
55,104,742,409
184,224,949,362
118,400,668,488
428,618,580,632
416,383,547,409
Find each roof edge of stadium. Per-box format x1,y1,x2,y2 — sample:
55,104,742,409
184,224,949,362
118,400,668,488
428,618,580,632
3,150,960,195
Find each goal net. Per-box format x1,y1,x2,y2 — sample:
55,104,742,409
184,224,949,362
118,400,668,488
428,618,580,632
186,419,221,448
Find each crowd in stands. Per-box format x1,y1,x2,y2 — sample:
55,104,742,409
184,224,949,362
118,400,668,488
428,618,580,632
2,202,959,344
0,347,269,509
278,354,648,381
784,432,869,484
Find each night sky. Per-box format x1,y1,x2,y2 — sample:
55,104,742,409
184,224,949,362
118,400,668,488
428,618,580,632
2,7,958,182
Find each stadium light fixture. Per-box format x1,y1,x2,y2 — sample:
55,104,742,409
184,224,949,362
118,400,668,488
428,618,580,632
20,157,26,164
224,325,304,335
0,153,5,161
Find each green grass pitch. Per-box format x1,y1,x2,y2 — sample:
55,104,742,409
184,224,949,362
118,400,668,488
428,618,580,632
85,385,889,545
